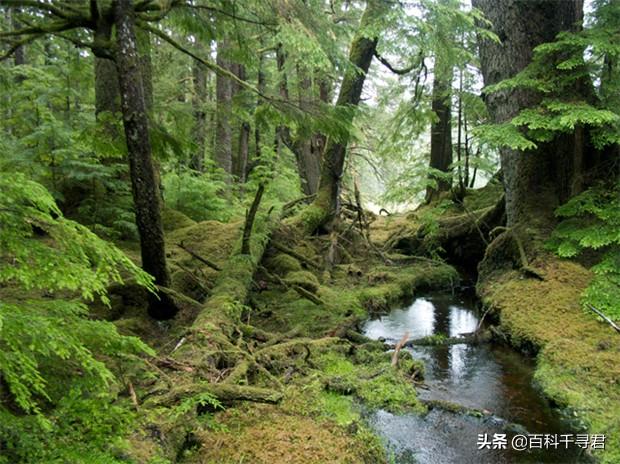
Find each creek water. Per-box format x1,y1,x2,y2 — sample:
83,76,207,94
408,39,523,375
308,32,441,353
362,294,590,464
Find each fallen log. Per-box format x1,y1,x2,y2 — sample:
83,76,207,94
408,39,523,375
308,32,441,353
404,330,491,347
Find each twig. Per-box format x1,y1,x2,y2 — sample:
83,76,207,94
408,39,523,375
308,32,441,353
128,381,139,410
177,242,222,271
391,331,409,367
587,304,620,334
241,184,265,255
271,241,321,269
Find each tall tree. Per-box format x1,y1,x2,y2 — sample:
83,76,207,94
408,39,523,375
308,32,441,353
473,0,585,226
296,65,322,196
425,67,453,202
303,0,386,233
215,36,233,179
190,58,208,172
114,0,175,319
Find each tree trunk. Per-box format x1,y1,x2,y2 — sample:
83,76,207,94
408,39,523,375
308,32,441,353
232,64,250,182
215,37,233,180
190,58,208,172
295,66,321,195
472,0,584,226
10,8,26,66
425,70,453,202
94,16,120,125
275,44,290,158
114,0,175,320
303,0,385,234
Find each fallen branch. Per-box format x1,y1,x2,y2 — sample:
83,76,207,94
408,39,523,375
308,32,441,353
259,266,325,305
587,304,620,334
404,331,491,347
271,241,321,270
241,184,265,255
177,241,222,271
391,331,409,367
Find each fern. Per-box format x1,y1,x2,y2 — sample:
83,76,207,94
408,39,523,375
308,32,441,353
0,172,155,462
548,182,620,320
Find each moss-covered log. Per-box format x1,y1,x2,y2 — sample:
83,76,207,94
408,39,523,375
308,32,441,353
301,0,387,234
389,195,505,267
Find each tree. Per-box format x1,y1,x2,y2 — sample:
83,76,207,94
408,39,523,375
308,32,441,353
190,57,208,172
114,0,175,319
473,0,585,226
425,66,453,202
215,36,233,180
303,0,386,233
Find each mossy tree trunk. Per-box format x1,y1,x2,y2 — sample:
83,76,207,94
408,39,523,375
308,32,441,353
473,0,585,227
114,0,175,319
304,0,386,234
426,69,453,203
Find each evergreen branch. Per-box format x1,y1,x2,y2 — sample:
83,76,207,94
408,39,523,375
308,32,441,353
137,21,306,116
375,50,420,76
180,3,278,28
0,18,90,38
2,0,86,21
0,34,42,61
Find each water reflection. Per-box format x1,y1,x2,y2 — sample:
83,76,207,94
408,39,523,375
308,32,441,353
361,295,588,464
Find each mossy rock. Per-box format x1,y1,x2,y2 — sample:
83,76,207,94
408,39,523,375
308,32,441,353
161,207,196,232
265,254,302,276
284,270,320,293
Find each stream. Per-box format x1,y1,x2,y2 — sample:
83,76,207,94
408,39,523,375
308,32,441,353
362,293,590,464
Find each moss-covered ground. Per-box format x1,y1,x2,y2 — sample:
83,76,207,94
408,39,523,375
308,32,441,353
479,259,620,464
106,208,458,464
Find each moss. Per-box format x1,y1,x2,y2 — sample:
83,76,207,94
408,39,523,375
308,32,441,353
479,258,620,464
170,269,207,302
161,207,196,232
284,270,321,293
265,254,302,275
187,402,384,464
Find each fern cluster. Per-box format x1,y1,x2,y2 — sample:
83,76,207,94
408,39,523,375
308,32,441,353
0,172,154,462
548,181,620,320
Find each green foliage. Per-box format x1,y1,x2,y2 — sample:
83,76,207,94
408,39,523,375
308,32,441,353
548,182,620,320
0,172,154,461
478,1,620,152
170,391,222,420
163,168,236,222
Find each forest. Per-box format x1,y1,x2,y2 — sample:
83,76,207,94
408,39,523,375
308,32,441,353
0,0,619,463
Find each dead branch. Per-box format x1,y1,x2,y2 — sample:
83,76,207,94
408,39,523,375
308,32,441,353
177,241,222,271
241,184,265,255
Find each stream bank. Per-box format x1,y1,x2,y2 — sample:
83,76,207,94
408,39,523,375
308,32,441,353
363,293,590,463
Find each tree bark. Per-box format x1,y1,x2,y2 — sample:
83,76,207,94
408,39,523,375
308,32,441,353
303,0,385,233
296,66,321,195
215,37,233,180
232,64,250,181
114,0,175,319
10,8,26,67
472,0,584,226
190,58,208,172
94,15,120,125
425,70,453,202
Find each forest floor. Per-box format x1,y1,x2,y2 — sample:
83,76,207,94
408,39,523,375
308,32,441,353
107,188,619,464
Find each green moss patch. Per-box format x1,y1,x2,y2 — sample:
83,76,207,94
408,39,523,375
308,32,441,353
479,258,620,464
